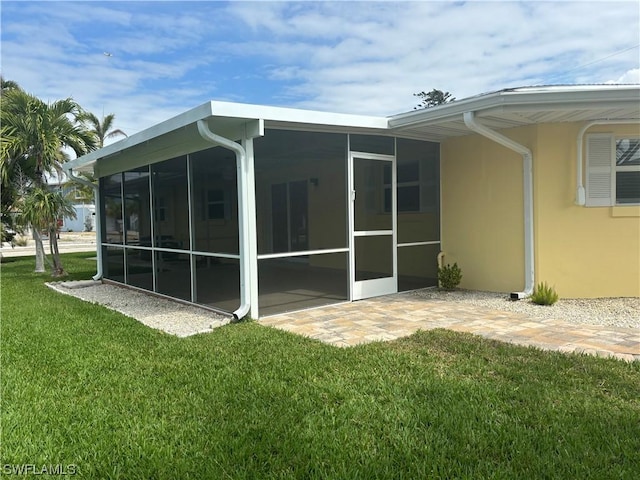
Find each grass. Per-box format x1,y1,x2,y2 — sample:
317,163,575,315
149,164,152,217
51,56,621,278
1,253,639,479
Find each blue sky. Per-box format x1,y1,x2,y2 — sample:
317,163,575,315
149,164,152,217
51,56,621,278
2,0,639,140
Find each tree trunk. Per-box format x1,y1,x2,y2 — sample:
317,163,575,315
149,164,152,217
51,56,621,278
49,226,65,277
33,228,46,273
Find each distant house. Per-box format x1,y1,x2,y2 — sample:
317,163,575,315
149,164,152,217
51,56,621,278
63,85,640,319
48,176,95,233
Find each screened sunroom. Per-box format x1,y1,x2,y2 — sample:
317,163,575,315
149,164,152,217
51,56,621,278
65,102,440,319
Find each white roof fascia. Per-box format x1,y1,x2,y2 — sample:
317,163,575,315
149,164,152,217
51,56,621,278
64,102,215,172
64,86,640,174
388,86,640,129
507,84,640,94
208,100,389,130
64,101,389,173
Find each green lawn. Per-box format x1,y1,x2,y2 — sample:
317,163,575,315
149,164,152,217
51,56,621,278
1,253,639,479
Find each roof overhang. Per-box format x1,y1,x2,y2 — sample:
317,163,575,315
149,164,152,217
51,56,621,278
64,101,389,175
64,85,640,175
388,85,640,142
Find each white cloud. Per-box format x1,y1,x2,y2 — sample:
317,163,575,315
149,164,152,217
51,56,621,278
1,0,638,135
608,68,640,84
215,1,638,114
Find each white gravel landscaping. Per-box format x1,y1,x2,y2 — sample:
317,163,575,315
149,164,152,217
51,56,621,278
411,288,640,329
47,281,231,337
48,280,639,337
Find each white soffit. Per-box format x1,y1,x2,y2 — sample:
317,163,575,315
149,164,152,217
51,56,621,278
388,85,640,141
65,86,640,172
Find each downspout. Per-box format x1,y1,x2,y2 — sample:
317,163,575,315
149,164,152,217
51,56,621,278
197,120,251,320
65,168,103,281
463,111,534,299
576,120,640,205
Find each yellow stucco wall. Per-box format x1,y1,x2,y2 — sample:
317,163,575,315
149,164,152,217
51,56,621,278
441,122,640,298
534,123,640,298
441,127,533,292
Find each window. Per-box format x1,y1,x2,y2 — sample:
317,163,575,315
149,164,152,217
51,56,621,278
615,138,640,204
71,186,84,200
586,134,640,206
271,180,308,253
155,197,166,221
349,134,394,155
383,160,421,213
207,189,226,219
190,146,239,255
254,129,347,255
383,158,438,214
101,173,123,244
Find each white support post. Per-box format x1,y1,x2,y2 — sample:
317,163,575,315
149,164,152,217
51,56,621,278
242,136,260,319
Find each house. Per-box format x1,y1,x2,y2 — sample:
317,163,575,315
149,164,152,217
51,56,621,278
63,85,640,319
46,175,96,233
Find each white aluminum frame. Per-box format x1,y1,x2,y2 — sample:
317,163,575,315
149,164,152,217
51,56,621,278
614,136,640,206
348,151,398,301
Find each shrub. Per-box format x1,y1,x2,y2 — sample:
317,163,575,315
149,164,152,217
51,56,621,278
84,215,93,232
14,236,29,247
530,282,559,305
438,262,462,290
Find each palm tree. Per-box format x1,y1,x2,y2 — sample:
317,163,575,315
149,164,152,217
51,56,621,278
70,112,127,219
1,76,21,94
80,112,127,148
1,87,96,272
2,89,95,180
0,80,26,223
19,187,76,276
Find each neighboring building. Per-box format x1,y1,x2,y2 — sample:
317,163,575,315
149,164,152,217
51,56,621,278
62,203,95,233
63,85,640,319
48,176,96,232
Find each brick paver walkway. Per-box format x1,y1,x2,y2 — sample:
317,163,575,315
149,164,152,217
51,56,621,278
260,294,640,362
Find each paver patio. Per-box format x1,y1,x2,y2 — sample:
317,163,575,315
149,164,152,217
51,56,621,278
259,293,640,362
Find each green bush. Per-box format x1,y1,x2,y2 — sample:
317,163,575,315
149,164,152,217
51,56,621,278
530,282,559,305
438,262,462,290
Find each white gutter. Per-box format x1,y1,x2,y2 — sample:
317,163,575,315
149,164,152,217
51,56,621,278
463,111,534,299
576,120,640,205
65,168,103,281
196,120,251,320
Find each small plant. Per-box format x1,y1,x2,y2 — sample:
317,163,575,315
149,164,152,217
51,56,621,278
14,236,29,247
84,215,93,232
438,262,462,291
530,282,559,306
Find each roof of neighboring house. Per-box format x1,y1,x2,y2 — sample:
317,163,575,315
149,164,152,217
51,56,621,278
64,84,640,174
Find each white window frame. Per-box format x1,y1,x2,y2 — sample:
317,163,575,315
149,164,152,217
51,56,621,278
614,137,640,206
72,185,83,200
585,133,640,207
